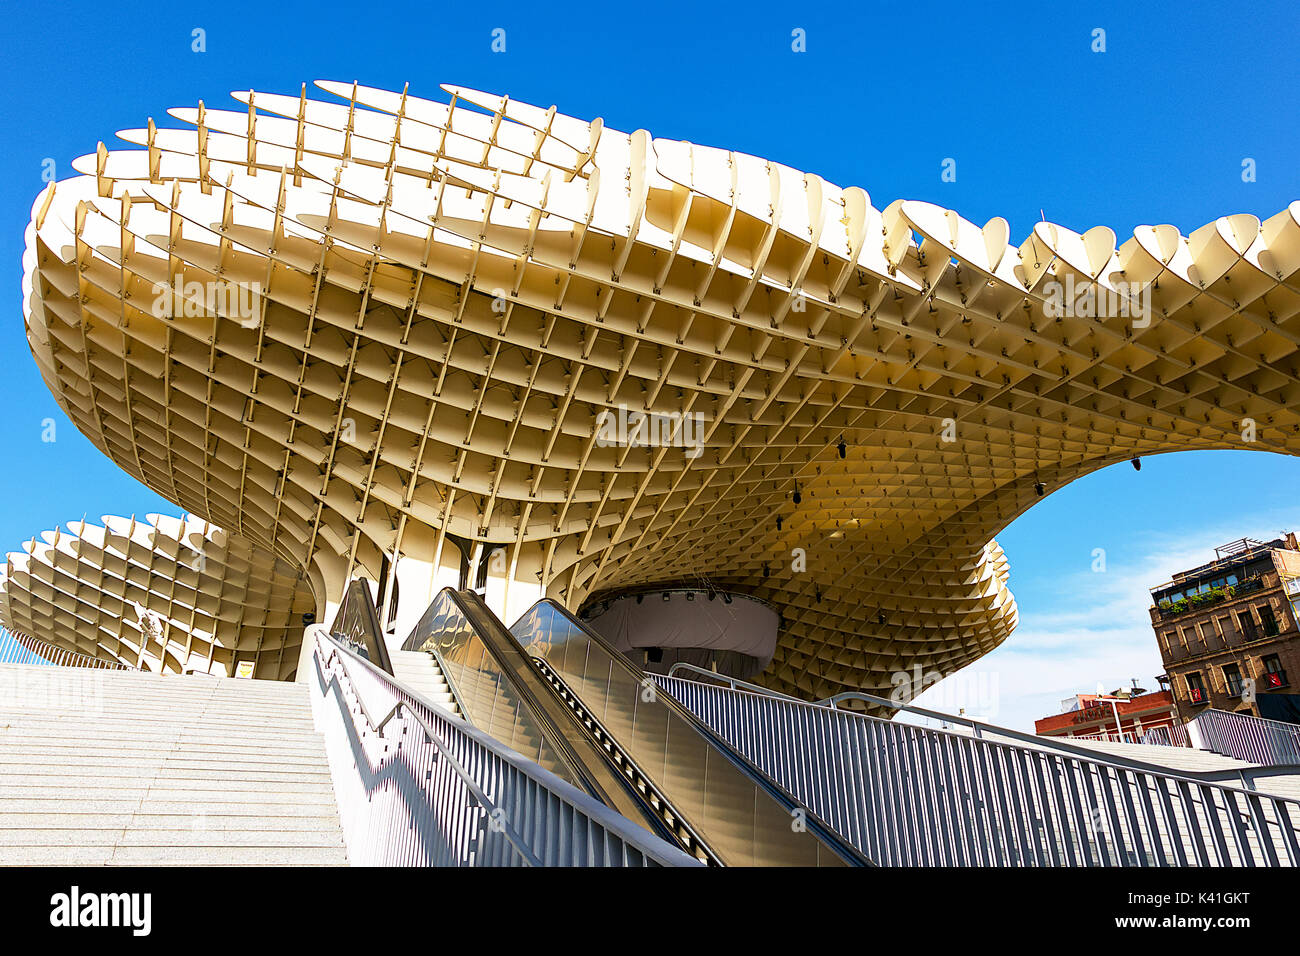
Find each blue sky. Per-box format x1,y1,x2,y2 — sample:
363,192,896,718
1,0,1297,727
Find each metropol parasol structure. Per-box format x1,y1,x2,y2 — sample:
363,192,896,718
12,81,1300,698
1,513,313,678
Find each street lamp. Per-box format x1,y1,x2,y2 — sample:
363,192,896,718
1095,682,1127,741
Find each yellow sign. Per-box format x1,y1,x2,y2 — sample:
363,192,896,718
234,661,255,679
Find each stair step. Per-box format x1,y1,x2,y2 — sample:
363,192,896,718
386,650,462,721
0,742,328,759
0,796,337,813
0,845,347,866
0,701,314,712
0,677,310,703
0,793,338,813
0,764,333,782
0,829,345,848
0,720,322,738
0,652,346,871
0,774,335,791
0,812,344,830
0,740,330,759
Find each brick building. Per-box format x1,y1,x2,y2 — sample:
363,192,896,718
1035,686,1177,741
1149,534,1300,721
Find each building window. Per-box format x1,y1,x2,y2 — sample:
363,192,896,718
1259,604,1280,637
1222,663,1243,697
1262,654,1289,690
1186,672,1208,704
1238,610,1259,642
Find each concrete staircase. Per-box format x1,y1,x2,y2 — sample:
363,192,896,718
1025,736,1300,799
389,649,460,716
0,662,347,865
1044,737,1255,772
390,647,552,762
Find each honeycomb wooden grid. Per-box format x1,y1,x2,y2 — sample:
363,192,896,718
19,81,1300,700
0,514,314,678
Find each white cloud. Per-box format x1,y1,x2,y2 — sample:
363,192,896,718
906,511,1300,733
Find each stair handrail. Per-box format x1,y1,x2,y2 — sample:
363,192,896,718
316,630,541,864
315,627,695,867
1193,707,1300,766
657,670,1300,866
1199,706,1300,736
0,628,132,670
663,662,1300,795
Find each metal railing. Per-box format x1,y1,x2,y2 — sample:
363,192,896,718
401,588,715,860
309,626,697,867
1065,731,1136,744
0,629,130,670
511,600,871,866
666,665,1288,786
1195,709,1300,767
658,666,1300,866
1142,724,1193,748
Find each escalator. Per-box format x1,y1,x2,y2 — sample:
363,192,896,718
330,578,394,674
397,586,870,866
400,589,714,862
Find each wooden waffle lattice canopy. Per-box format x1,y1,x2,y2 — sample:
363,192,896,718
20,81,1300,700
0,514,314,678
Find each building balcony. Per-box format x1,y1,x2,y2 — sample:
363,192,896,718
1154,579,1265,619
1264,669,1290,690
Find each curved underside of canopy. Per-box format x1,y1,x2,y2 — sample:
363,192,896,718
19,81,1300,700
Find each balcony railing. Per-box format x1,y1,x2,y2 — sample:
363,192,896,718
1155,579,1265,619
1156,590,1230,619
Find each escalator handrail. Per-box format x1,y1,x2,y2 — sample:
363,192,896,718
404,588,691,855
331,578,394,675
528,653,722,866
514,599,875,867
